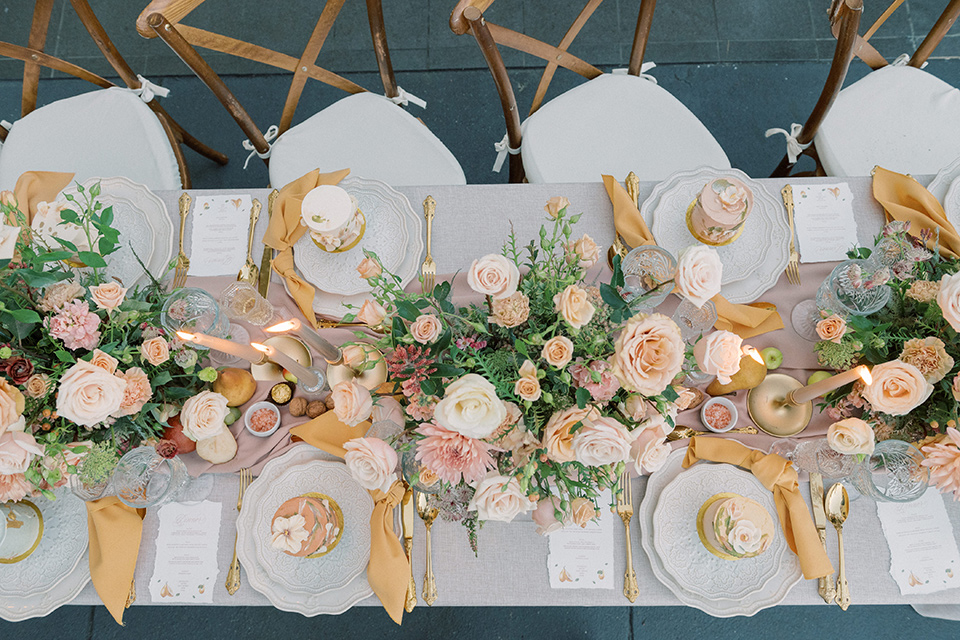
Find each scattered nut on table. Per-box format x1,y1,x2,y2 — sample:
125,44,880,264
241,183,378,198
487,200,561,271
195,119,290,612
325,395,336,410
307,400,327,418
288,397,308,417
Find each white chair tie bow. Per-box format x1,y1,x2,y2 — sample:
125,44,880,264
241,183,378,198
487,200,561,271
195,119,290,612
612,62,658,84
242,124,279,170
890,53,927,69
493,132,521,173
130,75,170,103
765,122,812,164
388,86,427,109
1,119,12,132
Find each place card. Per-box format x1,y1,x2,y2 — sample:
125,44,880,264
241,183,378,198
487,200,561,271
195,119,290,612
547,489,614,589
791,183,859,263
876,487,960,595
189,194,253,277
149,500,222,603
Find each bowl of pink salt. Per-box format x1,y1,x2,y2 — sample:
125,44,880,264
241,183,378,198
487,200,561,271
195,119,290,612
700,397,738,433
245,402,281,438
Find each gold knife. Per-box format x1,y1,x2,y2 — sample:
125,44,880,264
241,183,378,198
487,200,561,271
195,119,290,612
258,189,279,298
401,483,417,612
810,472,836,603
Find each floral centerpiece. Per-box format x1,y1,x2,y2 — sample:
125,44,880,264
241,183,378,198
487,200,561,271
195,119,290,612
333,199,734,547
0,183,215,502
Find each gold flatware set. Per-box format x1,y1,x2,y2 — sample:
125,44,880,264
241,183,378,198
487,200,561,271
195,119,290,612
615,472,639,603
237,199,262,285
173,192,192,289
225,467,252,595
666,425,759,442
781,184,801,286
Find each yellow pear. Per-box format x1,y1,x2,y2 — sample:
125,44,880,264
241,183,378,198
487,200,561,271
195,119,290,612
211,368,257,407
706,355,767,396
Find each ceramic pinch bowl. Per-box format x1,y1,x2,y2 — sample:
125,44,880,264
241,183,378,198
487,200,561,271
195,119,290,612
700,397,738,433
245,402,282,438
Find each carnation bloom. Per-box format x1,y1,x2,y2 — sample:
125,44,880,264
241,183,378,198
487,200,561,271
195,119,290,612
569,360,620,403
113,367,153,417
415,422,498,485
899,337,954,384
0,471,32,503
490,291,530,328
45,300,101,351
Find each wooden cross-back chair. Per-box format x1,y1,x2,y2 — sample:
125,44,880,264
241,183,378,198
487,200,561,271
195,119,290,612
769,0,960,178
0,0,227,189
138,0,466,187
450,0,730,184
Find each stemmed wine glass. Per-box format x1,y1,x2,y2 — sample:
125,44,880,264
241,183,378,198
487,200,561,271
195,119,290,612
791,258,892,341
161,287,247,367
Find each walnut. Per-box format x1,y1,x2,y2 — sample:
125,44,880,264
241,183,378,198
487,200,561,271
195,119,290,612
289,397,308,417
325,395,336,410
307,400,327,418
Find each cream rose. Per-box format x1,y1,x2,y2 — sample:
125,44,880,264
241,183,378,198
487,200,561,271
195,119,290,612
544,196,570,219
630,429,670,475
467,254,520,299
635,414,673,439
0,379,25,437
816,314,847,344
410,314,442,345
55,360,126,427
693,330,743,385
0,224,19,261
541,336,574,369
570,497,599,528
140,336,170,366
467,472,534,522
89,281,127,312
542,405,600,463
623,395,652,422
611,313,684,395
862,360,934,416
514,360,542,402
332,380,374,427
89,348,119,374
356,300,388,327
554,284,596,330
572,416,632,466
180,390,229,441
937,272,960,332
343,437,398,493
675,245,723,308
0,431,44,474
566,234,600,269
23,374,51,400
433,374,507,439
356,257,382,280
827,418,875,456
532,496,564,535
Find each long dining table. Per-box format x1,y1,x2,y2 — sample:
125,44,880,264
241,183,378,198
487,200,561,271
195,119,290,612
66,176,960,613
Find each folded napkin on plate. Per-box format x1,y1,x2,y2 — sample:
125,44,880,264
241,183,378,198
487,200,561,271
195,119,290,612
873,166,960,259
263,168,351,327
6,171,74,223
290,410,409,625
86,497,146,625
602,174,656,248
682,438,834,580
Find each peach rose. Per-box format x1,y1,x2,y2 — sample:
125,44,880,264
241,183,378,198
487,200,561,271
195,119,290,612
113,367,153,417
0,190,15,206
635,414,673,439
180,390,229,441
952,374,960,402
827,418,875,456
862,360,934,416
468,471,534,522
55,360,126,427
411,314,442,345
332,380,374,427
356,256,382,280
0,431,44,474
816,314,847,344
570,497,598,528
433,374,507,439
554,284,596,330
541,336,574,369
623,395,653,422
0,379,25,436
23,374,51,400
938,272,960,332
572,416,632,466
89,281,127,312
611,313,684,395
675,245,722,308
532,496,565,535
542,405,600,463
544,196,570,219
693,330,743,384
0,224,19,261
140,336,170,366
344,437,398,493
514,360,542,402
89,348,119,374
490,291,530,328
566,234,600,269
630,430,670,475
356,299,388,327
467,254,520,299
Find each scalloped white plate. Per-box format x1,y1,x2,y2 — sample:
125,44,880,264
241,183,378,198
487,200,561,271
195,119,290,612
928,156,960,205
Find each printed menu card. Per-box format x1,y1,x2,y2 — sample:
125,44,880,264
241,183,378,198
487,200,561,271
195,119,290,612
190,194,253,277
548,489,614,589
149,500,222,603
791,183,859,263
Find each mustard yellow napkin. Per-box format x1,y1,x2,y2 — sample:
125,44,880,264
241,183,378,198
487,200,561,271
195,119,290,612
6,171,74,224
602,174,656,248
290,411,408,624
682,438,834,580
263,168,351,326
873,166,960,259
712,297,784,339
86,497,145,625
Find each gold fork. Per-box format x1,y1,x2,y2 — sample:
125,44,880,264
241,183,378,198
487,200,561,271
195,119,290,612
225,467,252,595
173,193,192,289
615,472,639,603
781,184,801,286
421,196,436,294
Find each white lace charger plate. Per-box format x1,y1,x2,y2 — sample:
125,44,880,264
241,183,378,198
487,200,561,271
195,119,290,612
928,155,960,206
642,167,790,303
59,176,174,288
0,489,91,622
291,175,423,296
237,445,374,616
640,445,801,617
252,460,372,595
652,463,801,602
942,167,960,229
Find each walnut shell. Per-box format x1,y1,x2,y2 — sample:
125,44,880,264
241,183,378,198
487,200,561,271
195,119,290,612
307,401,327,418
289,397,308,417
325,395,336,410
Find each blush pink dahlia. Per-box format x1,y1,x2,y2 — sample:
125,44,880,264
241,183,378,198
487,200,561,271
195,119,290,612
569,360,621,403
415,422,498,485
921,427,960,500
0,471,32,503
45,300,101,351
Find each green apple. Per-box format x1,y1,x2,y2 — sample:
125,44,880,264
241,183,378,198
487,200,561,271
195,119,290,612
760,347,783,370
224,406,242,426
807,371,833,385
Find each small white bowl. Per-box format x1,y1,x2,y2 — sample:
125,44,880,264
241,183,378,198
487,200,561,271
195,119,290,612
700,397,738,433
244,402,281,438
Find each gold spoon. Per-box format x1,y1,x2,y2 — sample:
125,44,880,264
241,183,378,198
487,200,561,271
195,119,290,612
237,198,262,284
666,425,759,442
416,492,438,606
825,483,851,611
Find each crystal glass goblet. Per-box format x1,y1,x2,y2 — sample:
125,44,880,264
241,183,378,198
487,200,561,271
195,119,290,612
112,447,191,509
401,447,442,495
620,245,677,310
850,439,929,503
219,282,276,326
673,299,718,344
791,258,891,341
772,439,857,480
161,287,230,339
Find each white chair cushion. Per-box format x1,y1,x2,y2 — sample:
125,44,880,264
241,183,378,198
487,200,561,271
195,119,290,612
0,87,181,191
268,92,466,188
815,66,960,177
520,73,730,183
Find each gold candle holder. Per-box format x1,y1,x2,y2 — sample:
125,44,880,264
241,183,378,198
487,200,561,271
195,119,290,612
746,373,813,438
327,342,388,391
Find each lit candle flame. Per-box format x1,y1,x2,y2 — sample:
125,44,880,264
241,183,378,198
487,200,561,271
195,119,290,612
859,365,873,386
251,342,269,353
265,320,298,333
176,331,196,341
742,346,764,364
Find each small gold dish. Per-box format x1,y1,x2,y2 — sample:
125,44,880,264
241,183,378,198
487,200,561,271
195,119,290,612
696,492,741,561
685,198,746,247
